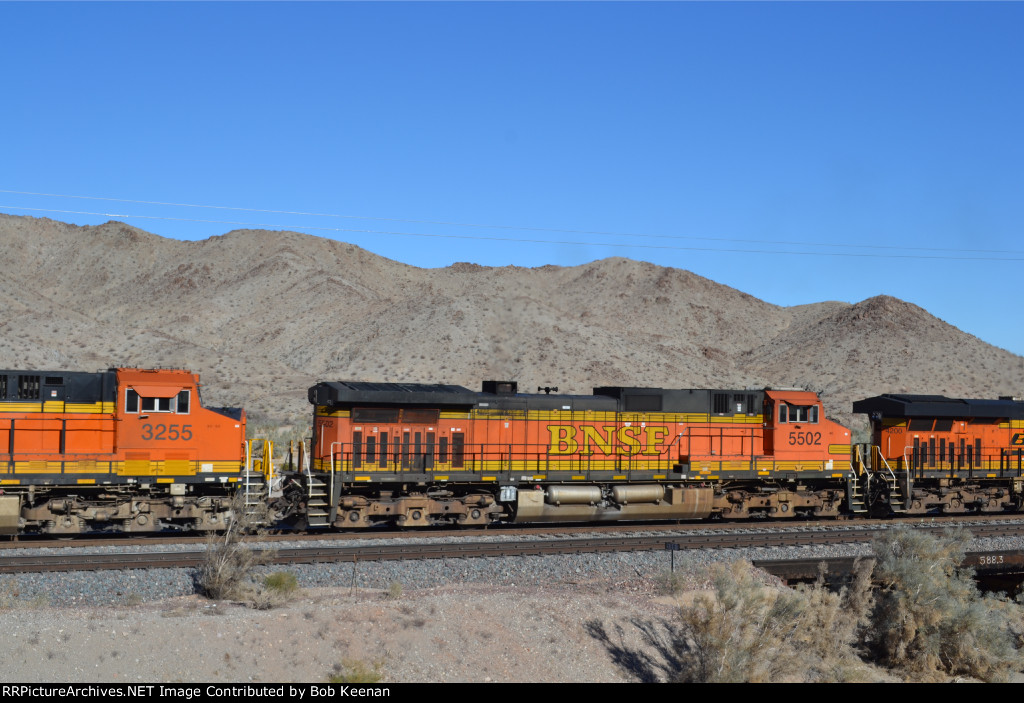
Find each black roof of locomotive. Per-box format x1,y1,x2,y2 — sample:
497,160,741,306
475,391,617,412
310,381,764,414
595,387,764,413
310,381,480,409
309,380,617,411
0,369,116,402
854,394,1024,420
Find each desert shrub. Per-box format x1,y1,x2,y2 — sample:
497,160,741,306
675,530,1024,682
328,659,383,684
674,560,876,682
790,560,877,680
868,527,1022,682
264,571,299,596
196,493,276,606
654,570,690,597
675,561,798,682
384,581,403,600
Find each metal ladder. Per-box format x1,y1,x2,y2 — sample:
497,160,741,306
876,451,908,514
847,472,869,514
305,477,331,528
849,445,908,515
303,441,331,528
242,439,273,525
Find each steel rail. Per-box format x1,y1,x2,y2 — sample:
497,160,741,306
754,551,1024,581
4,520,1024,573
6,512,1024,551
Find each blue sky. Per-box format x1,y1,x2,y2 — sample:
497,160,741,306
3,2,1023,355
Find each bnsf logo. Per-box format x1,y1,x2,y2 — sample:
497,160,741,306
1013,433,1024,446
547,424,670,456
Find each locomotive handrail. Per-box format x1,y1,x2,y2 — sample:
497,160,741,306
321,433,849,481
877,448,898,483
329,442,344,475
302,438,313,485
324,439,798,477
244,438,252,484
327,440,692,477
265,439,275,483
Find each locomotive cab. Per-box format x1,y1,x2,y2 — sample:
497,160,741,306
115,368,246,467
0,367,248,535
762,389,848,462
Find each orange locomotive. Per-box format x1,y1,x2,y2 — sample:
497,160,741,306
2,367,1021,534
0,368,249,534
300,380,854,528
9,366,1024,536
852,394,1024,515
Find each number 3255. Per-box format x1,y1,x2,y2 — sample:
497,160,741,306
141,423,193,441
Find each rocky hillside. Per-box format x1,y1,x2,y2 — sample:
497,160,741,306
1,213,1020,437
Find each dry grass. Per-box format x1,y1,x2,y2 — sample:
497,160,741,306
328,658,384,684
264,571,299,596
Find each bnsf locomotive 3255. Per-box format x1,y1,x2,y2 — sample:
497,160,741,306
0,368,248,534
1,367,1023,535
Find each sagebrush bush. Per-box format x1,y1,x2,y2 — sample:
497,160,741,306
675,529,1024,682
674,560,876,682
868,527,1023,682
654,570,690,597
196,494,277,607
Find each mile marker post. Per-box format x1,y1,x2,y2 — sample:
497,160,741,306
665,542,680,573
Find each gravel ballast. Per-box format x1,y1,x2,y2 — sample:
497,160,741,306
1,524,1020,608
0,525,1016,683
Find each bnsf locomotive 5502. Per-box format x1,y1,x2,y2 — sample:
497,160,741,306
1,368,1023,535
292,381,855,528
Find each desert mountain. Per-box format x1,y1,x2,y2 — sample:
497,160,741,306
0,213,1020,438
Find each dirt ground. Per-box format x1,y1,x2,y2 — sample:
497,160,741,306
0,581,688,684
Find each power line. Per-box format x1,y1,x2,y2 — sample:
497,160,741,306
1,188,1020,256
3,204,1023,262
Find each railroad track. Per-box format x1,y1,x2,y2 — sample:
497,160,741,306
4,519,1024,574
6,512,1024,551
754,552,1024,581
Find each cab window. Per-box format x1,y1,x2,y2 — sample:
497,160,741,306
141,396,172,413
126,389,186,414
779,403,818,424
